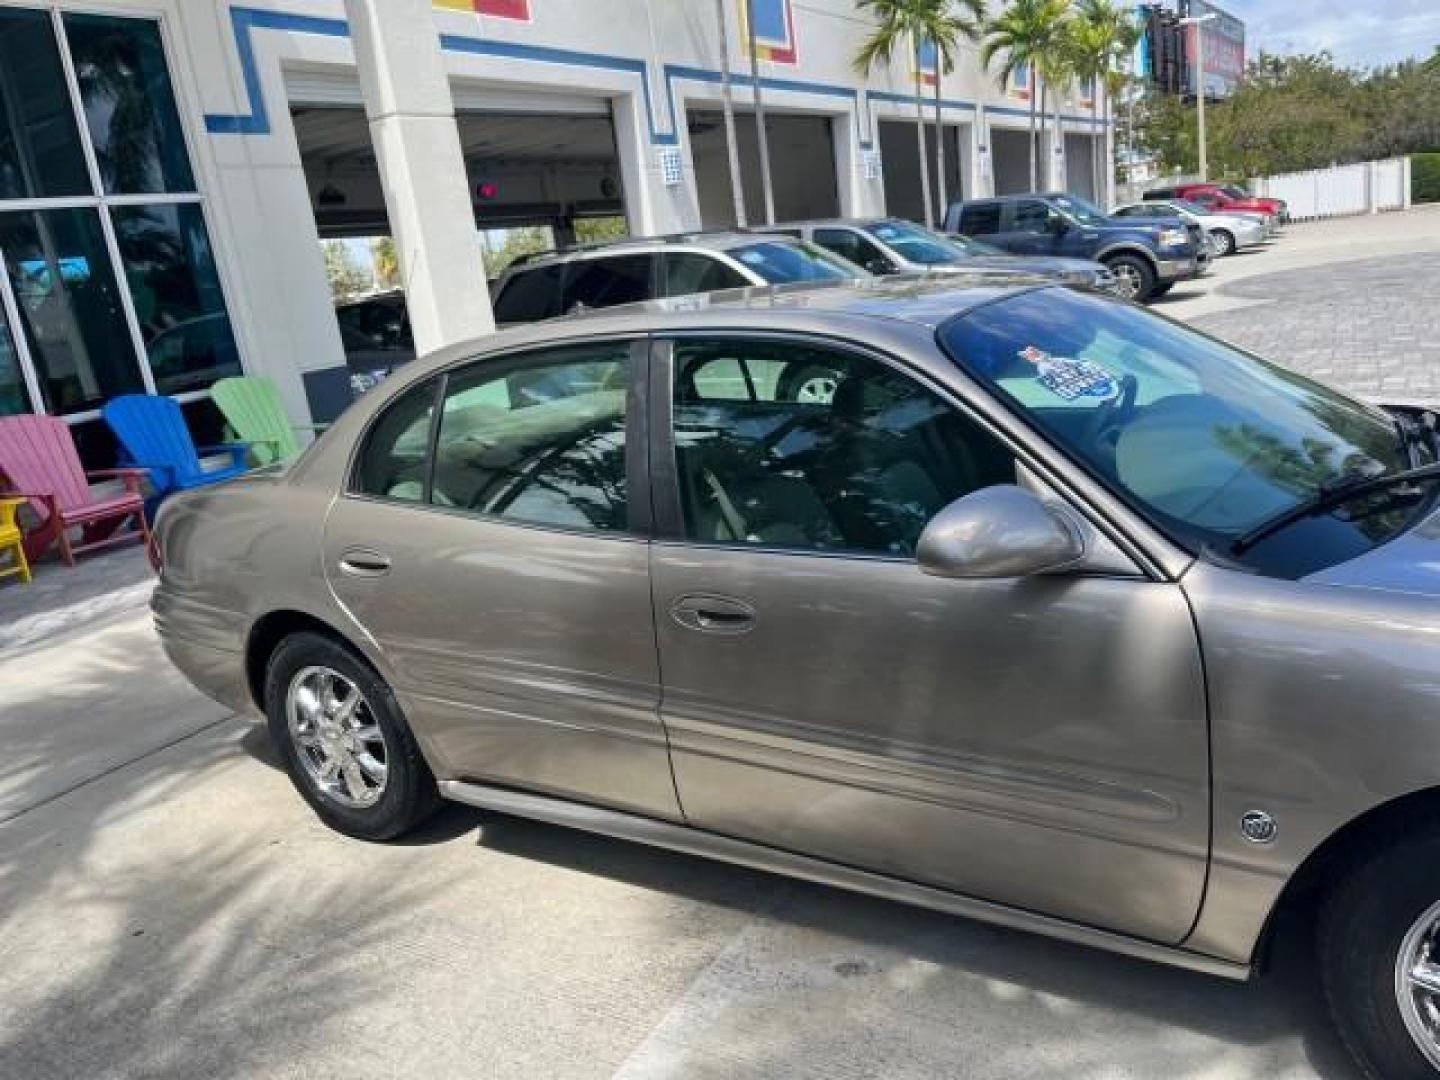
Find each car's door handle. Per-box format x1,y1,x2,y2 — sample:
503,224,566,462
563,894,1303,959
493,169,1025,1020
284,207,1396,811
338,548,392,578
670,594,756,635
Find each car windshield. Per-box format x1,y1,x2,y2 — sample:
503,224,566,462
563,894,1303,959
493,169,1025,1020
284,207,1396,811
865,221,969,265
939,288,1418,578
727,240,859,284
1048,194,1110,227
1168,199,1208,216
947,233,1005,255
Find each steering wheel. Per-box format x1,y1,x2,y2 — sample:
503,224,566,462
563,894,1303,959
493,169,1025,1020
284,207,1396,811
1082,373,1140,450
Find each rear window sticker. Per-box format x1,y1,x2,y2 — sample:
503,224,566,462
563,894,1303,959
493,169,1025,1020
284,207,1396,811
1019,345,1120,402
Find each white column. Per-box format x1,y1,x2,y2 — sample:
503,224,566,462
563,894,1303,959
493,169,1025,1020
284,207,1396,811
972,107,993,198
344,0,493,354
835,111,885,218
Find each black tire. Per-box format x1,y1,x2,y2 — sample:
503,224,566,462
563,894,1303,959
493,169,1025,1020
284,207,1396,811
1211,229,1236,256
1150,282,1176,298
264,631,440,841
1319,826,1440,1079
1103,254,1157,303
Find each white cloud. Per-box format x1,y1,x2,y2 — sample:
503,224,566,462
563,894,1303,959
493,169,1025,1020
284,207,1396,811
1219,0,1440,66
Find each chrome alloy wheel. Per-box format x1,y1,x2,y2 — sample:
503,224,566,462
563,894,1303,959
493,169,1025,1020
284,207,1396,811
1397,898,1440,1070
286,666,388,809
1111,263,1143,300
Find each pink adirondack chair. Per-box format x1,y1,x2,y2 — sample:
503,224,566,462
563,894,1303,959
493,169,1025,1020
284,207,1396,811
0,415,152,566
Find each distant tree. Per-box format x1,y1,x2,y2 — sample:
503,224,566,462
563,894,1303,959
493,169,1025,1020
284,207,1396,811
322,240,371,302
573,216,630,245
480,226,553,279
371,237,400,291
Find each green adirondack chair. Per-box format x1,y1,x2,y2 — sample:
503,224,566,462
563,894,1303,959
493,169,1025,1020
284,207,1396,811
211,376,327,466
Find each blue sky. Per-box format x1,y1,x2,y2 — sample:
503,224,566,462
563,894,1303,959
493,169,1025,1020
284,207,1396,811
1216,0,1440,67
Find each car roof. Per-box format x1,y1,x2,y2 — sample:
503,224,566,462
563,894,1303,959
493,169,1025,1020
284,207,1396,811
772,217,896,230
411,274,1054,374
502,230,802,273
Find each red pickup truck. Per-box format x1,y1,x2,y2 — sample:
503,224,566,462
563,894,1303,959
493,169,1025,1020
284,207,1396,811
1145,183,1289,223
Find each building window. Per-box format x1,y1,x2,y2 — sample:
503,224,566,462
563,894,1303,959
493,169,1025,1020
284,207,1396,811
0,5,238,436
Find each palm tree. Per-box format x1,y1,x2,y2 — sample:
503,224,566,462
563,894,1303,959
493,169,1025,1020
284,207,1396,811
714,0,748,228
1102,18,1142,205
855,0,961,228
1068,0,1131,203
1037,22,1080,191
924,1,988,222
980,0,1072,192
744,0,777,225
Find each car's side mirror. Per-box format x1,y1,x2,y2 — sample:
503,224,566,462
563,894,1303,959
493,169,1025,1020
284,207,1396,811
917,486,1085,579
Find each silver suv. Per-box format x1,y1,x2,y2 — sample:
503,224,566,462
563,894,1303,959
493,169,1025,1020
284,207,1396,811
489,232,864,325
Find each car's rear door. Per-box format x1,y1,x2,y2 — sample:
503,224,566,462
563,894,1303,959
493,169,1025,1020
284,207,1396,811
648,332,1210,943
324,338,680,820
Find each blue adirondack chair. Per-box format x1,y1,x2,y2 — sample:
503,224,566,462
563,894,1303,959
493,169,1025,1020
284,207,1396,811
102,395,252,518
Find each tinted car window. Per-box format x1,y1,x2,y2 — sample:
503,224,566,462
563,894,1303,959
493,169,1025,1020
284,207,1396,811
560,254,655,313
939,288,1414,578
726,241,855,283
671,339,1015,555
1010,200,1054,234
493,262,564,324
353,378,438,502
813,228,888,269
430,343,631,532
663,252,749,296
959,204,1001,235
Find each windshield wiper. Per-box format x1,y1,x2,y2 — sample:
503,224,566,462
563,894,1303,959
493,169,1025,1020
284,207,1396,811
1230,462,1440,555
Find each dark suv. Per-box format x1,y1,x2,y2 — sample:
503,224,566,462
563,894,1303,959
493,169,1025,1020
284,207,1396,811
942,193,1207,302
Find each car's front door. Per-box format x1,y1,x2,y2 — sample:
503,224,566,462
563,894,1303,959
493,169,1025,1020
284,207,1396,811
324,339,681,820
999,198,1063,255
649,334,1210,942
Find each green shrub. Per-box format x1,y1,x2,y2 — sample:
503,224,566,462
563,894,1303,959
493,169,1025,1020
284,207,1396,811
1414,154,1440,204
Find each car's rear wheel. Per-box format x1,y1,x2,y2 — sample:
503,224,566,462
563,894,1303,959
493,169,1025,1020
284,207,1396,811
1320,826,1440,1078
265,631,439,840
1103,255,1156,302
1210,229,1236,257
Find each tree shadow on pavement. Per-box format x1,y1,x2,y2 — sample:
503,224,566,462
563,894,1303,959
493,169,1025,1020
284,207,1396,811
475,811,1361,1080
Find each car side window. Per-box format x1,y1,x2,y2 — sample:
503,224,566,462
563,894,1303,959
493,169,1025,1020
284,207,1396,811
1009,200,1053,234
669,339,1016,556
663,252,749,297
493,263,564,324
429,343,631,533
959,204,1001,235
353,378,440,502
813,228,888,269
560,255,655,313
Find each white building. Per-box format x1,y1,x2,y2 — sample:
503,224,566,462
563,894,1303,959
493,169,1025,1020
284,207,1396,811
0,0,1111,459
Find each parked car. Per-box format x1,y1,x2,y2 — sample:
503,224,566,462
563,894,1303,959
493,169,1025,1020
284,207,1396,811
1146,183,1289,225
774,217,1117,293
943,192,1208,302
336,290,414,395
156,274,1440,1080
489,233,864,325
1112,199,1267,257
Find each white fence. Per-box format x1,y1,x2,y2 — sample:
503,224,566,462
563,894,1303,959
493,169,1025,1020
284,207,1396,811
1252,158,1412,221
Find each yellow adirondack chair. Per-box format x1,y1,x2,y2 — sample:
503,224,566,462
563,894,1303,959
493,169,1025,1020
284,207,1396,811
212,376,327,466
0,496,31,585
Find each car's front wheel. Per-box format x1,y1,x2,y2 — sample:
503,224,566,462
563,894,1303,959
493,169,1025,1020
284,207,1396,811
265,631,440,840
1210,229,1236,256
1103,255,1156,303
1320,825,1440,1078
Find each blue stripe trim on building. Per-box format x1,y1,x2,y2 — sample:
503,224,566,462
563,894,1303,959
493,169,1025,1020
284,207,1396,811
203,6,1108,145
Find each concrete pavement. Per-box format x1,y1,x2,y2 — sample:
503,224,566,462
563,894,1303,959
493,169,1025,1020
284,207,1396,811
0,610,1360,1079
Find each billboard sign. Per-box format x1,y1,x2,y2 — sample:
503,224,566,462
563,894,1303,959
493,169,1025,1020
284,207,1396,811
1182,0,1245,98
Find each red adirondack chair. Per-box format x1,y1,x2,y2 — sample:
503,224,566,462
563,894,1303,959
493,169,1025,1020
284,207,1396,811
0,415,152,566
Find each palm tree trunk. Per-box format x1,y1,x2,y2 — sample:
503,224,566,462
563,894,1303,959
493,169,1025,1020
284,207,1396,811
914,68,934,227
1037,77,1047,189
934,71,947,225
715,0,747,228
1092,97,1100,204
1028,79,1038,191
745,0,776,225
